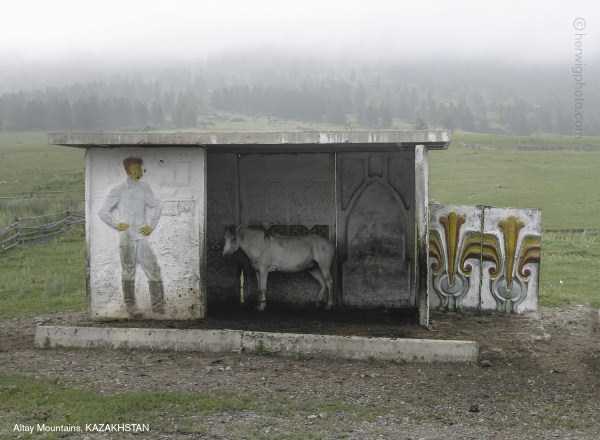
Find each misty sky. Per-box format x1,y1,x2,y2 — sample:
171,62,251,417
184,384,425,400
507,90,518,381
2,0,599,63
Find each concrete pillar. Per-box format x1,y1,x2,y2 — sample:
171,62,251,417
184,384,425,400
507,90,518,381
414,145,430,327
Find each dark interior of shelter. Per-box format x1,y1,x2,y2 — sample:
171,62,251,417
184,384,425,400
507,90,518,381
206,149,418,321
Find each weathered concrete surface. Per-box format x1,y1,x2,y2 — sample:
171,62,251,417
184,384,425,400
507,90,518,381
35,326,242,353
35,325,479,363
86,147,206,320
48,130,450,150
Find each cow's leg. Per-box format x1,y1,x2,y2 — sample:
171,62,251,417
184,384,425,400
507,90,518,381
308,267,326,306
315,258,334,310
321,269,334,310
257,269,268,311
315,248,335,310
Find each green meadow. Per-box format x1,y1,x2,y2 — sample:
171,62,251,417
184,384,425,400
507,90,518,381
0,132,84,226
1,128,599,319
432,132,600,229
0,373,376,439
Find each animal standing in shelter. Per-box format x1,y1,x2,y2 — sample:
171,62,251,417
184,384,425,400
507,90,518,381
223,226,335,311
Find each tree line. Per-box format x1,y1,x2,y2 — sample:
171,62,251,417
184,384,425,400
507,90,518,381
0,57,597,135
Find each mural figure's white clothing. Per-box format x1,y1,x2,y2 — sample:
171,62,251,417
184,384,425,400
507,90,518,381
119,234,161,282
98,177,163,282
99,177,162,240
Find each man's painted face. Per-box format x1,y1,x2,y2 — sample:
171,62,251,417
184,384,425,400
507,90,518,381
126,163,144,181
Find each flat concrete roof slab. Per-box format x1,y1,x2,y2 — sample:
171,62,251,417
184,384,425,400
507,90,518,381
48,130,450,152
35,325,478,363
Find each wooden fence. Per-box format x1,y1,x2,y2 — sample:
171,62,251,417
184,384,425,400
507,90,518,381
0,211,84,254
1,209,598,256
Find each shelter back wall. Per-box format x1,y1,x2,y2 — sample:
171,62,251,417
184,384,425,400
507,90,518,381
207,150,415,309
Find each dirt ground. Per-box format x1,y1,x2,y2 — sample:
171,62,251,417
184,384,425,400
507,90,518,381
1,305,600,439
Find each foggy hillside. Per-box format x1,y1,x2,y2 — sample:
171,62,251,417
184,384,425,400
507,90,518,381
1,0,598,135
0,54,598,135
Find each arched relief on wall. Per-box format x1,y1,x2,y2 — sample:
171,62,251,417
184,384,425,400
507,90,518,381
336,152,414,308
338,154,410,261
340,154,410,214
340,180,409,260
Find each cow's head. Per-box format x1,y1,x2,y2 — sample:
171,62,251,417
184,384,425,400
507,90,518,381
223,227,240,256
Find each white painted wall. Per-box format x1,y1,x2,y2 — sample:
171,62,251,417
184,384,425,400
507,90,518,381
86,147,206,320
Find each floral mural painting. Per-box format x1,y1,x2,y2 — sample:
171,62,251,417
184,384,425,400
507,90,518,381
429,212,471,311
429,204,541,313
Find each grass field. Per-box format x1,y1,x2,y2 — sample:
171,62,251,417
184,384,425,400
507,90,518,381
1,127,599,320
0,371,376,439
432,132,600,229
0,132,84,226
0,374,253,436
0,228,86,319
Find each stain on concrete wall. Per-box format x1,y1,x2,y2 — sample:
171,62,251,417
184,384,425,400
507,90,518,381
429,203,541,313
86,147,205,320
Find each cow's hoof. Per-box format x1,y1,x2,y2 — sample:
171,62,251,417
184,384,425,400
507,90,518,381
256,302,266,312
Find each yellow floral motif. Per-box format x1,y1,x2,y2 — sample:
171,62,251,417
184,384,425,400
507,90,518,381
460,232,502,279
517,235,541,278
438,212,465,285
428,230,444,275
498,216,525,288
139,225,154,236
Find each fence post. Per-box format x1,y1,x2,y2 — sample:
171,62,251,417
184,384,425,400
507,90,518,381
14,216,21,246
0,211,85,254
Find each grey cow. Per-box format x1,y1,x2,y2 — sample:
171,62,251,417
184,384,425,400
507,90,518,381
223,227,335,311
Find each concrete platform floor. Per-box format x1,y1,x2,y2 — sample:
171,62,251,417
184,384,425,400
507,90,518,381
34,325,479,363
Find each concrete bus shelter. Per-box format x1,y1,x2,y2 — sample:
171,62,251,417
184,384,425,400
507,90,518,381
49,130,450,327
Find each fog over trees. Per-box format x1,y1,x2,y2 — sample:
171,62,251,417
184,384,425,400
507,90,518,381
1,1,597,135
0,53,597,135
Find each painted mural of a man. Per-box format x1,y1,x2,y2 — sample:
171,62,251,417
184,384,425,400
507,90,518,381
98,157,165,317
